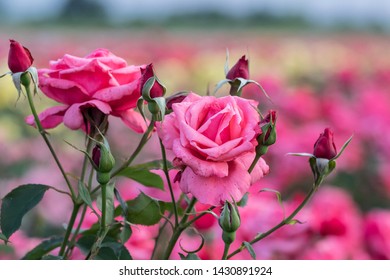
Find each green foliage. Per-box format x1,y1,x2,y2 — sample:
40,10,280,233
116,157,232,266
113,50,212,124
117,167,164,190
125,192,162,226
22,236,63,260
1,184,49,239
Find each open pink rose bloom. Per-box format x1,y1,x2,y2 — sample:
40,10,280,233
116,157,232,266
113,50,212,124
26,49,147,133
158,92,269,205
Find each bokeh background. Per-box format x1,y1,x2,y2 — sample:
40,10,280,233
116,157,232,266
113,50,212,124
1,0,390,259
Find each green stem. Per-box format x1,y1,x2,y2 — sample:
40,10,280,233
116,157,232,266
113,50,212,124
101,183,107,230
58,203,81,257
222,243,231,260
227,185,318,259
111,118,155,178
65,166,95,258
248,153,262,174
162,198,197,260
159,139,179,227
24,81,76,199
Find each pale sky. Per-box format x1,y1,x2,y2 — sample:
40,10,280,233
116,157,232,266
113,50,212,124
1,0,390,28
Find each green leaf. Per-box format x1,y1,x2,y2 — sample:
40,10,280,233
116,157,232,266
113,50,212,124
286,219,304,225
243,241,256,259
137,97,147,123
22,236,63,260
0,233,7,243
126,192,162,225
214,79,230,94
100,242,132,260
1,184,49,239
237,192,249,207
131,159,171,170
76,235,132,260
287,152,315,157
179,253,201,260
333,135,353,160
154,97,166,121
120,223,132,244
259,188,285,218
224,48,230,76
42,255,63,260
114,188,128,216
117,167,164,190
78,181,94,210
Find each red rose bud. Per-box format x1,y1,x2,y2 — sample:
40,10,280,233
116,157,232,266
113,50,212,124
140,63,165,98
261,110,277,144
226,55,249,80
313,128,337,160
8,39,34,73
92,145,101,168
166,92,188,110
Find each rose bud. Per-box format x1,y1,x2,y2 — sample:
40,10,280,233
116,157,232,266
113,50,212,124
313,128,337,160
8,39,34,73
259,110,277,146
166,92,188,110
219,201,241,245
140,63,165,99
226,55,249,80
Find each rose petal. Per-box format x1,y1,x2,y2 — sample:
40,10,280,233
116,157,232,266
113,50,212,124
59,59,119,94
157,113,180,150
63,100,111,130
25,105,68,129
39,75,90,105
180,159,252,205
173,139,228,177
93,80,140,111
119,109,148,133
237,152,270,184
111,65,143,85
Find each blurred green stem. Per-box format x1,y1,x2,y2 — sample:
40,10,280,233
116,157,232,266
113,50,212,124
24,77,76,200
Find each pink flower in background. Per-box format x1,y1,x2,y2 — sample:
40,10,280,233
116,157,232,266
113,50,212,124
26,49,147,133
158,92,269,205
299,187,365,259
8,39,34,73
364,209,390,259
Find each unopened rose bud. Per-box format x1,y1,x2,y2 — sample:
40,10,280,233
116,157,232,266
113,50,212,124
166,92,188,110
92,143,115,174
260,110,277,146
140,63,165,99
226,55,249,80
8,39,34,73
219,201,241,233
313,128,337,160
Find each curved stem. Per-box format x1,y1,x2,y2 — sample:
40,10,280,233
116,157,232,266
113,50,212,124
227,185,317,259
162,197,197,260
111,118,155,178
248,153,261,174
159,138,179,227
24,82,76,199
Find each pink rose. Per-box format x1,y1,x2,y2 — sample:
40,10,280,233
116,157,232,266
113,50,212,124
364,209,390,259
26,49,147,133
158,93,269,205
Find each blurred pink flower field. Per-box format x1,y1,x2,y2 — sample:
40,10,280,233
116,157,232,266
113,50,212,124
1,28,390,259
